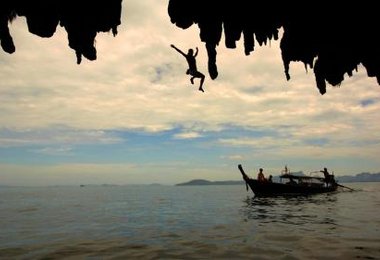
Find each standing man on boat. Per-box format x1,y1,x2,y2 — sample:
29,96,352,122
321,167,336,186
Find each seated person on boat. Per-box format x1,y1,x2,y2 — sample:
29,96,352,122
257,168,266,182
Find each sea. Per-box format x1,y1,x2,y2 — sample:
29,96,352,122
1,182,379,259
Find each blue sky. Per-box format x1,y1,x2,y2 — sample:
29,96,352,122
1,0,380,185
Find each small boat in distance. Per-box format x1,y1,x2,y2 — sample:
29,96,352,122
238,164,339,197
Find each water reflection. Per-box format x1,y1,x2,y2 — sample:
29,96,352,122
240,193,338,226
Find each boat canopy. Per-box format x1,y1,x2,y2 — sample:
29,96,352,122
280,173,325,181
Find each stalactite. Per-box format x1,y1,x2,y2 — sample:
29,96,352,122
168,0,380,94
0,0,122,64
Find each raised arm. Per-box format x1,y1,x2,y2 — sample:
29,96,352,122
194,47,199,57
170,44,186,57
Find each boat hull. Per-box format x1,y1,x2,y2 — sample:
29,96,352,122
246,179,337,196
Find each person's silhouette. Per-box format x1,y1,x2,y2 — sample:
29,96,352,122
171,44,205,92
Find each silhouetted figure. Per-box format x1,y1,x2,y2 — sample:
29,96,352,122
170,44,205,92
257,168,266,182
320,167,336,187
268,175,273,183
281,165,289,175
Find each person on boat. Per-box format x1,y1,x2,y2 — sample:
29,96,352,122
170,44,206,92
321,167,329,178
281,165,290,176
321,167,336,186
257,168,266,182
268,175,273,183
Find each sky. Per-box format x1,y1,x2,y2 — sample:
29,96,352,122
1,0,380,186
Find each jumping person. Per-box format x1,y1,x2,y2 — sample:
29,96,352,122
170,44,205,92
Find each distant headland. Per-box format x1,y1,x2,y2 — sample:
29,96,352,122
176,172,380,186
176,179,244,186
337,172,380,183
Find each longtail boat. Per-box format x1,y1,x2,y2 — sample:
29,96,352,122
238,164,339,196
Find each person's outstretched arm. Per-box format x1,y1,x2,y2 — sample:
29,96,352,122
170,44,186,57
194,47,199,57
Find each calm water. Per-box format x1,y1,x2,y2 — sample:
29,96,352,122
1,183,379,259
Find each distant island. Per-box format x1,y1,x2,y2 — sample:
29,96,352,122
176,179,244,186
177,172,380,186
336,172,380,183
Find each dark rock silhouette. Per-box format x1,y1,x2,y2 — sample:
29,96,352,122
0,0,122,64
168,1,379,94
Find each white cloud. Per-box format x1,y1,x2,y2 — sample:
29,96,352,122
33,146,74,156
173,131,203,139
221,154,245,161
0,128,123,147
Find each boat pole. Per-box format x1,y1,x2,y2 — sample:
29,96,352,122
337,183,355,191
238,164,249,191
